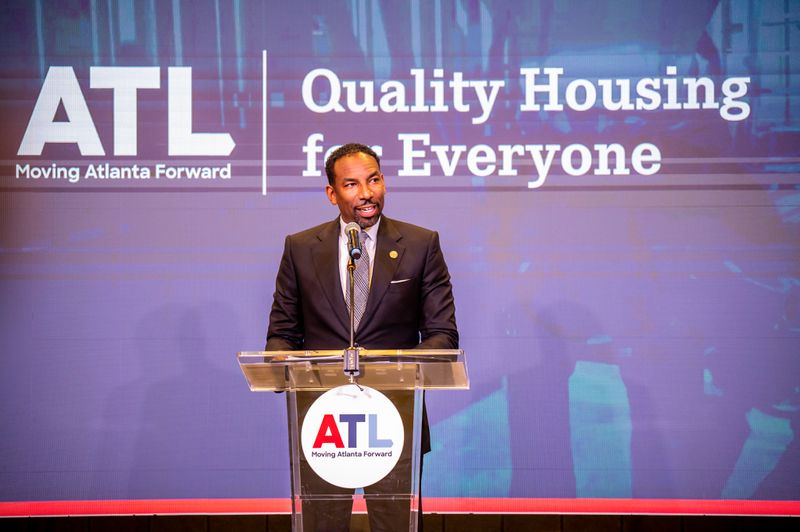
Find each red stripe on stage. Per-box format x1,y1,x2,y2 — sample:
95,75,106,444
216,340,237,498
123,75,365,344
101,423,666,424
0,498,798,517
423,498,800,515
0,499,291,516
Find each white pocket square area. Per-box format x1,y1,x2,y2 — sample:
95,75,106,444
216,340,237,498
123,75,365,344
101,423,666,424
390,278,412,284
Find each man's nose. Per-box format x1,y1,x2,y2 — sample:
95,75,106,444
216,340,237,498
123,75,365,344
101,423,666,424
358,183,373,198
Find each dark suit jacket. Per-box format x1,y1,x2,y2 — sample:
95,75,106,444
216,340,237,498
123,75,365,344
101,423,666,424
266,216,458,352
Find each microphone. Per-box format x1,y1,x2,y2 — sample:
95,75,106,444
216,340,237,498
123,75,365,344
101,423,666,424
345,222,362,260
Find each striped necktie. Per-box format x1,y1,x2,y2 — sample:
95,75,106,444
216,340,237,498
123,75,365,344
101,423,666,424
351,231,370,331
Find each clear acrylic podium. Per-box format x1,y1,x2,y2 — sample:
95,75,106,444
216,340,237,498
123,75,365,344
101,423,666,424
237,349,469,532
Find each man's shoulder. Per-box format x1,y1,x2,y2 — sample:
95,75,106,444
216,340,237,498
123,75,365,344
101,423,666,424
284,216,439,244
382,217,438,240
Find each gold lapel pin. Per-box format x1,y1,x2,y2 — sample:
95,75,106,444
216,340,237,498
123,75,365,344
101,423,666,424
389,250,399,259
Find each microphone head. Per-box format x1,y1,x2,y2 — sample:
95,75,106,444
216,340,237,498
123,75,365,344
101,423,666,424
344,222,363,260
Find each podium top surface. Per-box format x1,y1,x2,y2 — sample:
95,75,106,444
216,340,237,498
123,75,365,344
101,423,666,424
237,349,469,391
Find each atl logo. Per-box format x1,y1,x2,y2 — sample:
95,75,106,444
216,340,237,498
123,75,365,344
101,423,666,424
312,413,392,449
301,386,404,488
18,66,235,157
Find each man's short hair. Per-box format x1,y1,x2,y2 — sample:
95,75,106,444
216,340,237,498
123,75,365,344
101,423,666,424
324,143,381,185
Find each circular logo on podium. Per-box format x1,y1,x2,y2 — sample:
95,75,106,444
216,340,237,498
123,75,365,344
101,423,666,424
300,385,404,488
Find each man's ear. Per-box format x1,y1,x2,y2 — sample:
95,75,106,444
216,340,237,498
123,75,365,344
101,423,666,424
325,184,337,205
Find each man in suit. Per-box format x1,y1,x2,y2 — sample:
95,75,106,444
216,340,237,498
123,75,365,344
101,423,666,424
266,142,458,531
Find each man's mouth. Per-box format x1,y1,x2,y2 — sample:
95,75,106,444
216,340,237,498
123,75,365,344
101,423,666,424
356,204,378,217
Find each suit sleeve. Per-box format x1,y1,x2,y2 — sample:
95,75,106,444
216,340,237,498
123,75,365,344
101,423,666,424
265,235,304,351
416,231,459,349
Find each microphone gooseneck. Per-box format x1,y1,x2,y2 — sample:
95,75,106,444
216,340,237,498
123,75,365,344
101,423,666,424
344,221,364,381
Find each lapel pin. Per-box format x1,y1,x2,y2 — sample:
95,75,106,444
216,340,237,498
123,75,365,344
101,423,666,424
389,250,399,259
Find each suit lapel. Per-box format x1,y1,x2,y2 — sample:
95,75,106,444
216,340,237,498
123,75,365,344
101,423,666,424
311,219,350,333
360,217,404,331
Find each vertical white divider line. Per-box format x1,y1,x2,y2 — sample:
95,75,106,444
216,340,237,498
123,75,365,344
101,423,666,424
262,49,268,196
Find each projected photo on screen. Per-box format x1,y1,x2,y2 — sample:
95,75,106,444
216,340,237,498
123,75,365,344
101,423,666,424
1,0,797,516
